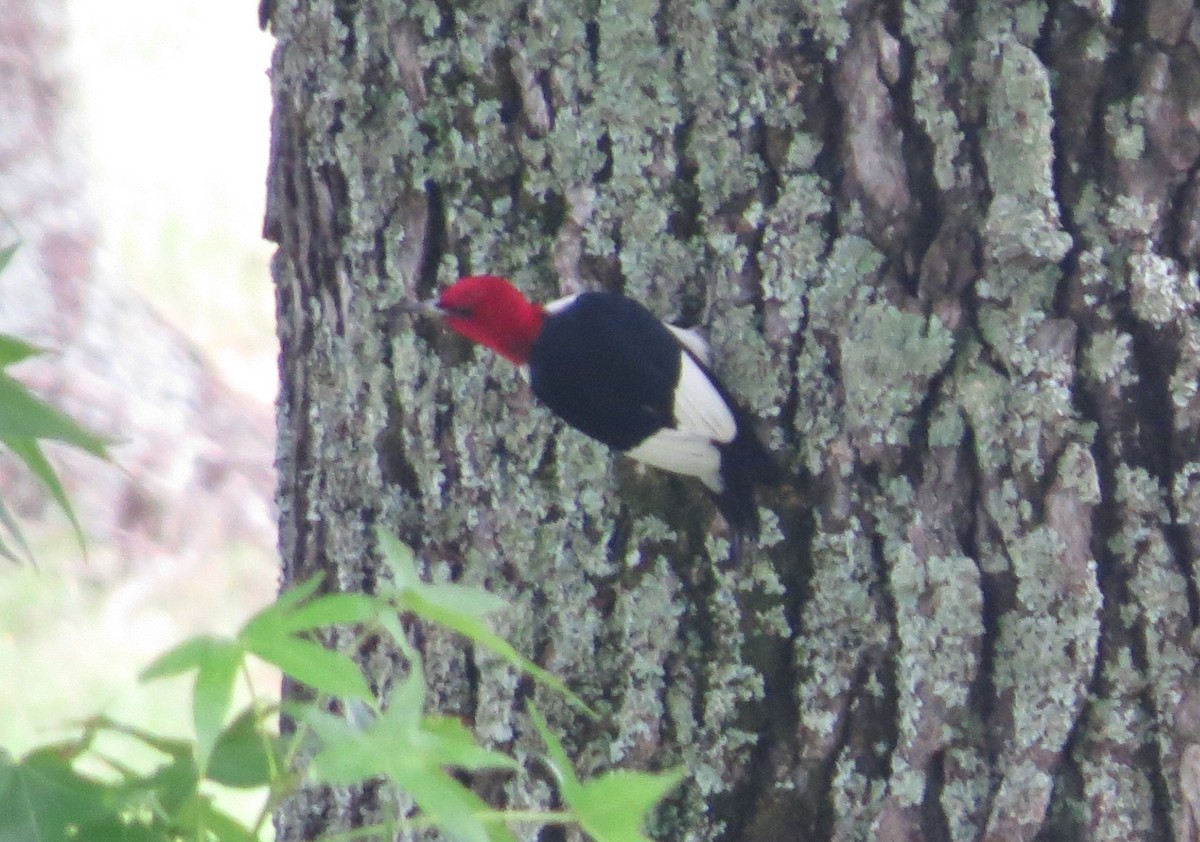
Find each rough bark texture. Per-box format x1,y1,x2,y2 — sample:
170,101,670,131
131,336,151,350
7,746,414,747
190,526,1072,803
265,0,1200,839
0,0,275,562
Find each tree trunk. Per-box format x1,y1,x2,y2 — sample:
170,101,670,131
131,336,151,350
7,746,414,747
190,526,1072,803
264,1,1200,839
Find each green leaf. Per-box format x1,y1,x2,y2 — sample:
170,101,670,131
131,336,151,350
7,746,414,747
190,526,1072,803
302,709,375,784
166,792,256,842
0,330,110,563
0,495,34,565
0,244,17,275
0,748,110,842
140,750,201,818
394,766,516,842
379,528,506,617
190,799,258,842
418,715,521,771
206,708,279,789
243,633,371,701
414,581,510,619
388,652,426,733
4,436,88,554
304,648,518,841
250,575,324,623
140,635,231,682
191,641,243,773
567,769,685,842
236,576,375,701
528,705,579,794
376,527,419,590
82,718,201,819
81,715,195,760
238,575,328,642
376,527,594,716
0,372,110,457
306,701,518,842
529,706,684,842
399,589,593,715
136,634,246,768
274,591,378,633
0,334,43,367
67,815,162,842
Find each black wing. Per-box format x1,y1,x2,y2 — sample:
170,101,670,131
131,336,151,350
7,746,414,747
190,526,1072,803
529,293,681,451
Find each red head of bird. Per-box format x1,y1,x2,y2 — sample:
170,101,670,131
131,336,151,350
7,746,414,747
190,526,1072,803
432,275,543,365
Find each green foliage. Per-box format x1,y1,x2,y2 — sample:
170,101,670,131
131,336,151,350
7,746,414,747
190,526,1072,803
1,530,683,842
0,243,112,564
377,527,595,716
530,706,685,842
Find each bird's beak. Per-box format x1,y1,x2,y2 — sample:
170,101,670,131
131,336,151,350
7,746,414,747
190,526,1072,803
389,297,443,320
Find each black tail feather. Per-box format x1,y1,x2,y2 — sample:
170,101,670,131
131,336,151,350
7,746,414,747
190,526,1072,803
713,411,780,555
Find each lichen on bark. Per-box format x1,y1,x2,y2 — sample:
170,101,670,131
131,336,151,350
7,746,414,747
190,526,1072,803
265,0,1200,839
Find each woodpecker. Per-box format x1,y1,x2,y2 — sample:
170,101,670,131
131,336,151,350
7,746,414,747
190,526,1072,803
406,275,777,548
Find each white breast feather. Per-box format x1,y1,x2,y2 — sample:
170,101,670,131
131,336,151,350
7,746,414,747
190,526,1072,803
624,351,735,492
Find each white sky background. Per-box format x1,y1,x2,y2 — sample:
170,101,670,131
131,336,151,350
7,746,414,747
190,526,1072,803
68,0,277,401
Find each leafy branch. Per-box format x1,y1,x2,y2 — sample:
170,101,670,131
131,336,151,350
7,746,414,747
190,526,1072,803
0,244,112,564
1,528,684,842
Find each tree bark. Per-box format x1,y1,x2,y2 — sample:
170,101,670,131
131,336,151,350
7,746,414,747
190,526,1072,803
265,1,1200,839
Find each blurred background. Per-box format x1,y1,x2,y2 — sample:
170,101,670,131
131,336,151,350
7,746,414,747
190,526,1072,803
72,0,276,398
0,0,279,770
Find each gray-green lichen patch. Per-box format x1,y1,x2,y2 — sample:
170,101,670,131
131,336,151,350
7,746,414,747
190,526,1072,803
948,316,1102,832
958,318,1081,483
1079,750,1158,840
839,301,956,453
984,764,1055,837
759,152,828,334
981,43,1072,268
803,236,957,461
1170,326,1200,430
604,556,685,765
797,0,852,60
927,401,966,450
1127,251,1189,326
1106,97,1148,161
709,302,786,420
1084,328,1137,388
793,519,889,767
1173,463,1200,528
902,0,968,191
940,742,991,841
890,542,982,705
1112,467,1192,685
1075,648,1159,838
1103,468,1197,833
830,754,888,838
1106,193,1162,239
882,540,982,817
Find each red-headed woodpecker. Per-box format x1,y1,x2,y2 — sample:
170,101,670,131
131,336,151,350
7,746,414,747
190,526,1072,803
409,275,776,546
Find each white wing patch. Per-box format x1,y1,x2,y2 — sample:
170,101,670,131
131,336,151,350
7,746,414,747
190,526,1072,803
543,293,581,315
627,429,723,491
674,352,736,443
666,325,711,366
624,351,736,492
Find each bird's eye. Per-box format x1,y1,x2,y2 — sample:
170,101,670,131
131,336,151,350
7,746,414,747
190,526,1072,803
442,304,473,319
